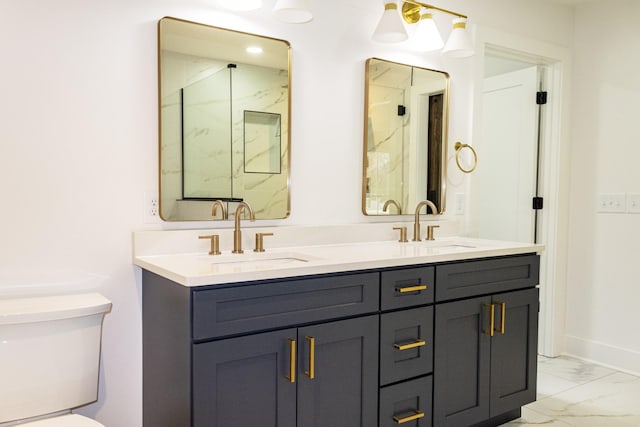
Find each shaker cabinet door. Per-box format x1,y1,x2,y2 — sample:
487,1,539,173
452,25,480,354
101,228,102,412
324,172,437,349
192,329,297,427
297,315,379,427
490,288,539,417
434,296,492,426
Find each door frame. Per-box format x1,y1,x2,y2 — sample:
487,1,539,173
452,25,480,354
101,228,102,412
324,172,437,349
471,27,572,357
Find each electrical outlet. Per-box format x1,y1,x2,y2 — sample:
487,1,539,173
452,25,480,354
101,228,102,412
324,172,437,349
144,191,160,223
627,194,640,214
597,193,626,213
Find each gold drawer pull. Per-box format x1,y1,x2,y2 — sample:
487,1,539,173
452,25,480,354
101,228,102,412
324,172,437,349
305,336,315,379
396,284,427,293
393,410,425,424
484,303,495,337
394,339,426,351
286,338,296,383
496,301,506,334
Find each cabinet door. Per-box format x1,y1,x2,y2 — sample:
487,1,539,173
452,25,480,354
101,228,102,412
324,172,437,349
490,288,539,417
297,316,379,427
193,329,297,427
434,296,492,426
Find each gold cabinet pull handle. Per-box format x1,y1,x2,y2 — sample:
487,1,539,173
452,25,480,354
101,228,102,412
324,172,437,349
395,284,427,293
496,302,506,334
286,338,296,383
393,410,425,424
484,304,495,337
305,336,315,379
394,339,426,351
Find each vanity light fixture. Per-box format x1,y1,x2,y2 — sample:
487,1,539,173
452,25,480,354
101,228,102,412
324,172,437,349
407,8,443,52
372,1,408,43
217,0,313,23
373,0,474,58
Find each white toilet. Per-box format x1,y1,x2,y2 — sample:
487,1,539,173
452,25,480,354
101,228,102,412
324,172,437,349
0,293,112,426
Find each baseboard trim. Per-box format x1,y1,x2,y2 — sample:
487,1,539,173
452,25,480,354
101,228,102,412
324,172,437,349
564,335,640,376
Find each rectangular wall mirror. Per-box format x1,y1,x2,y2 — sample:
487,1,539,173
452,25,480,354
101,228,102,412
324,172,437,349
363,58,449,216
158,17,291,220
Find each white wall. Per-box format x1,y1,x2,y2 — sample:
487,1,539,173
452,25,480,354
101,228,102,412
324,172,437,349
565,0,640,373
0,0,573,425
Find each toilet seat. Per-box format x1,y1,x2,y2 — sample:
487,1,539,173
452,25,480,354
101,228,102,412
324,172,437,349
14,415,104,427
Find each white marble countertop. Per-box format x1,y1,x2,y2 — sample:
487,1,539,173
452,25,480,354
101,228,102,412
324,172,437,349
133,236,543,287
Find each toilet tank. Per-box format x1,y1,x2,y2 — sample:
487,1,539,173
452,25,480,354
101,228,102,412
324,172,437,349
0,293,112,424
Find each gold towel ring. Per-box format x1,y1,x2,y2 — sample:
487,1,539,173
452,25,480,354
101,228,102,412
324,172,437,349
454,142,478,173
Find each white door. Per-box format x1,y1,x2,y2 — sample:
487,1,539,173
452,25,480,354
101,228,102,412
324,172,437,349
470,66,540,243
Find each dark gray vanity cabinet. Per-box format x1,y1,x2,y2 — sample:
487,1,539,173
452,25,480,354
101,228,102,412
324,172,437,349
143,270,379,427
433,256,540,426
142,252,539,427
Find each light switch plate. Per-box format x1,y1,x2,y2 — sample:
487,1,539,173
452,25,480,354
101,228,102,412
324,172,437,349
627,194,640,214
597,193,626,213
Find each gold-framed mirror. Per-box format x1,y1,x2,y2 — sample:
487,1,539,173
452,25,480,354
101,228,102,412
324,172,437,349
158,17,291,221
362,58,449,216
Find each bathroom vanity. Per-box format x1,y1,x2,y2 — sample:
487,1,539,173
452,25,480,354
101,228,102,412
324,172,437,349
137,234,541,427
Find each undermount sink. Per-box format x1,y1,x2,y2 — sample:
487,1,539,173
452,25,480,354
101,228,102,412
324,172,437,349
407,240,476,250
199,252,320,268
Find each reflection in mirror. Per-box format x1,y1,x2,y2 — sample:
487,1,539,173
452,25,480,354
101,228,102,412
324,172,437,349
158,17,291,220
244,111,281,174
363,58,449,216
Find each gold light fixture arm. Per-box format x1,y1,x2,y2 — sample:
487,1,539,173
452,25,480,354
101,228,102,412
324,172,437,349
401,0,467,25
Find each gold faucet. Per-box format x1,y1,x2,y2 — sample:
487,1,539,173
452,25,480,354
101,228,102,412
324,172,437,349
233,202,256,254
211,200,227,220
413,200,438,241
382,199,402,214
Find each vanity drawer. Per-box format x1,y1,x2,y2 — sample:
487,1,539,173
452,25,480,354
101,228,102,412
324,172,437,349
379,376,433,427
381,266,434,310
192,272,379,340
380,306,433,386
435,254,539,302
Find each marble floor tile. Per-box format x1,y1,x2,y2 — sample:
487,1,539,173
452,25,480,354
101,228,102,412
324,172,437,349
501,407,574,426
536,371,583,400
537,355,616,384
503,356,640,426
528,372,640,426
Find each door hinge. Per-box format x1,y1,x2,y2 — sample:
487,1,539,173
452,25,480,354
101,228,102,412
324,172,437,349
536,91,548,105
532,197,544,210
397,105,406,116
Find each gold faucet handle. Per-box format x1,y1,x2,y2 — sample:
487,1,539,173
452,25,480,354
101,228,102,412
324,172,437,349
392,227,408,243
199,234,221,255
254,232,274,252
426,225,440,241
